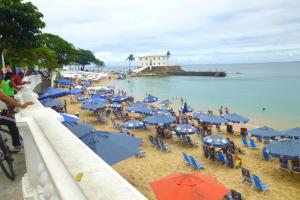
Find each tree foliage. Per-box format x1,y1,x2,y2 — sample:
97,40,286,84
41,33,76,67
0,0,45,51
126,54,135,71
74,48,99,71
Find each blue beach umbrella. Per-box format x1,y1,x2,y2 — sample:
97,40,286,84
203,135,230,148
127,102,155,115
69,89,84,95
77,95,88,101
92,94,109,99
222,113,249,124
143,95,158,103
144,114,176,126
39,98,62,107
109,103,122,109
80,81,91,87
283,127,300,138
111,95,126,103
81,100,106,111
265,140,300,159
60,113,80,123
57,79,72,85
174,124,196,135
249,126,283,139
153,110,172,116
158,106,172,111
38,87,69,100
193,113,227,125
63,121,95,138
123,119,145,129
160,99,173,105
87,97,107,104
80,131,143,165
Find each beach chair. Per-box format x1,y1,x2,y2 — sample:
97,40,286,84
226,153,235,168
292,159,300,174
217,151,226,164
241,168,252,184
159,139,171,153
154,137,162,149
241,137,248,146
279,158,289,171
262,147,272,161
225,189,243,200
189,155,204,170
251,175,269,193
249,139,258,149
183,152,191,165
136,147,146,158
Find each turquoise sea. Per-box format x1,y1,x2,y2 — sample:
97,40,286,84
111,62,300,130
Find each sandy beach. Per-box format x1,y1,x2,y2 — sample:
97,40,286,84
58,77,300,200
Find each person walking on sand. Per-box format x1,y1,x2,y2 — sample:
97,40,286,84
219,106,223,117
225,107,229,114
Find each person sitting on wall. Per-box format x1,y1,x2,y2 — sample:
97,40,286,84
13,72,31,86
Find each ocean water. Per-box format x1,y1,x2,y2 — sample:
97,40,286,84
111,62,300,130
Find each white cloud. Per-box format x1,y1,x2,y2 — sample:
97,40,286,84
29,0,300,65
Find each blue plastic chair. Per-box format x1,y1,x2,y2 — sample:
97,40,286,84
262,147,272,161
242,137,248,146
189,155,204,170
218,151,226,164
224,189,242,200
182,152,191,165
252,175,269,193
249,139,258,149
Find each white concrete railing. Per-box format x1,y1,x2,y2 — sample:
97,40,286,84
15,75,147,200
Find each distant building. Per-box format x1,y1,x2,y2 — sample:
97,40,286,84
137,54,168,68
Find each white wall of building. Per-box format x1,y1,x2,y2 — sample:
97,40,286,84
137,55,167,68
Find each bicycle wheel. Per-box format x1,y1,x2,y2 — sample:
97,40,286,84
0,156,15,180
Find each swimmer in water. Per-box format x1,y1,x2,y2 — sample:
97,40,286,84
262,107,266,111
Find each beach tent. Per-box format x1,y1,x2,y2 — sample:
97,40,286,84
60,113,80,123
57,79,72,85
174,124,196,135
69,89,84,95
249,126,283,139
160,99,173,105
123,119,145,129
283,127,300,138
127,102,155,115
63,121,95,138
39,98,62,107
150,172,229,200
80,131,143,165
193,113,227,125
203,135,230,148
265,140,300,159
38,87,69,100
222,113,249,124
144,114,176,126
143,95,158,103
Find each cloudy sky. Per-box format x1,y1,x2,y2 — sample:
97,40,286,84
30,0,300,66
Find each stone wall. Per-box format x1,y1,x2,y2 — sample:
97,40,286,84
139,65,182,75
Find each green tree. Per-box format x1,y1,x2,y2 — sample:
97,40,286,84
166,51,171,64
96,60,105,72
126,54,135,72
0,0,45,53
41,33,76,67
74,49,99,71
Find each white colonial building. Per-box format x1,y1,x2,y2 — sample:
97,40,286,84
137,54,168,68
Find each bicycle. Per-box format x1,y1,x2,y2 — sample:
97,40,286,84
0,127,15,180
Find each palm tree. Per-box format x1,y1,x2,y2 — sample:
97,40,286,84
126,54,135,72
166,51,171,64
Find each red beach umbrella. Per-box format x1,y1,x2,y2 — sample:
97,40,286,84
150,172,229,200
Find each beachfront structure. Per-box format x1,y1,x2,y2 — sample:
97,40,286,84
1,75,147,200
137,54,168,68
